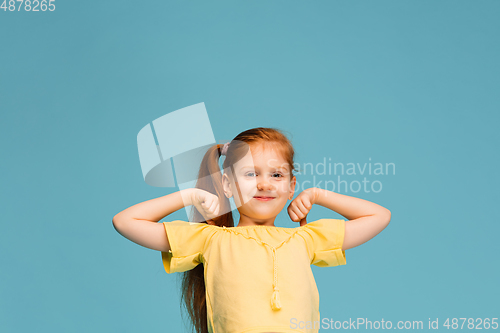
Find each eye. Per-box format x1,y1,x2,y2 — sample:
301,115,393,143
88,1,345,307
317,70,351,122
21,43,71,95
245,172,256,177
272,173,284,178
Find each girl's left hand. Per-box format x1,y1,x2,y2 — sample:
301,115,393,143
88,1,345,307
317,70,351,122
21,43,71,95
287,188,317,226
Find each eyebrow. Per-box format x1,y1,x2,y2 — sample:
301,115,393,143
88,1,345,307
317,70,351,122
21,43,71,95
240,166,289,171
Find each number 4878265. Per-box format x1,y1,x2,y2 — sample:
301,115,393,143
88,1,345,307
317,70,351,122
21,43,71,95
1,0,56,11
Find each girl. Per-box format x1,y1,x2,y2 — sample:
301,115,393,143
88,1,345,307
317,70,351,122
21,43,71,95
113,127,391,333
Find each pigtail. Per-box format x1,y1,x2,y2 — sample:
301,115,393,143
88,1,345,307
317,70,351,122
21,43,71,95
188,143,234,227
180,143,234,333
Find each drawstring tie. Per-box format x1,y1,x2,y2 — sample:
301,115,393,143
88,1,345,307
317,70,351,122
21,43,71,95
270,247,281,310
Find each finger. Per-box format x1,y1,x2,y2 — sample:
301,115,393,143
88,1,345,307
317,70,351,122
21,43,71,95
295,198,310,217
301,195,312,211
207,197,218,214
288,203,304,223
194,203,209,221
291,205,306,221
213,202,220,216
299,216,307,227
293,208,306,223
288,209,299,223
200,199,212,218
193,201,203,214
205,194,215,206
289,199,307,220
208,205,220,219
211,198,222,218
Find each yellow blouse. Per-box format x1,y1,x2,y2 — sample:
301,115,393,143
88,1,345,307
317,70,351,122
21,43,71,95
161,219,346,333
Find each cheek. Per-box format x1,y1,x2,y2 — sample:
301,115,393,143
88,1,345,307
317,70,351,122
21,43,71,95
236,178,257,191
231,179,257,204
276,180,292,192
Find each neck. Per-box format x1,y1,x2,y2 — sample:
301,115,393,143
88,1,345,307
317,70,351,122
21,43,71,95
236,213,277,227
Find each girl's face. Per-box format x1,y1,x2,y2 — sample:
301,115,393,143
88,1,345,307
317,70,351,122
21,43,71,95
222,144,296,221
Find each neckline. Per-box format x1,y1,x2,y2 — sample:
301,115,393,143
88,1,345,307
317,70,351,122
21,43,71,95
203,223,293,229
234,225,287,228
216,224,303,229
201,222,312,229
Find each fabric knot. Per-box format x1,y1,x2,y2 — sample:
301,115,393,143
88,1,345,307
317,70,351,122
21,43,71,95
271,286,282,311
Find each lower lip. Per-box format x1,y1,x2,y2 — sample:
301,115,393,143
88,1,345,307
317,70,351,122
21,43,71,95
254,197,275,201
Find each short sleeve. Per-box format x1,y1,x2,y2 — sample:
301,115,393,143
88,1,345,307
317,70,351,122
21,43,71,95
160,221,213,274
300,219,346,267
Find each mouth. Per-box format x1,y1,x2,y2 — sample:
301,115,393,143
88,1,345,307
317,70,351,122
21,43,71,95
253,196,276,201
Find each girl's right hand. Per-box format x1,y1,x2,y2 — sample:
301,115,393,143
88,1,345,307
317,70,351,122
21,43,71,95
191,189,221,224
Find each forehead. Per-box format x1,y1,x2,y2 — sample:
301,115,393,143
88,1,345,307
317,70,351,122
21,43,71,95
235,144,289,169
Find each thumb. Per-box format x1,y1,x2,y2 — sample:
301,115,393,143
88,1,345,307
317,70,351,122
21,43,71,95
299,216,307,227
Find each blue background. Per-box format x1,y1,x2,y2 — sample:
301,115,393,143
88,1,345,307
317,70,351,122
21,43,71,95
1,0,499,332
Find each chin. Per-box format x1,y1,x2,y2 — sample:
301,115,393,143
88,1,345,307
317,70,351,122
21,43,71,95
251,211,280,219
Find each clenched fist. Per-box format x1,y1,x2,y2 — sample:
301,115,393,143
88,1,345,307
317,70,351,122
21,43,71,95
191,189,221,224
287,188,318,226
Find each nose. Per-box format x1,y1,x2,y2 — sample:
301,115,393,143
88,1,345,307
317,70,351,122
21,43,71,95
257,177,274,191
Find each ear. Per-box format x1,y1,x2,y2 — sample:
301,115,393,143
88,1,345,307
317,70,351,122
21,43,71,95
222,173,233,198
288,176,296,200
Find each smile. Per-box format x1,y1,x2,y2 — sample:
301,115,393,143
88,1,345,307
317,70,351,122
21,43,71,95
253,196,275,201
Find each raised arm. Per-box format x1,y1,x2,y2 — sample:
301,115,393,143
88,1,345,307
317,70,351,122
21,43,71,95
310,188,391,251
112,189,197,252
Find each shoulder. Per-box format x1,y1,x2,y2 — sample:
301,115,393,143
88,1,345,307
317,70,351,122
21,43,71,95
162,220,219,236
163,221,235,233
297,218,346,239
300,218,345,230
163,220,210,227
